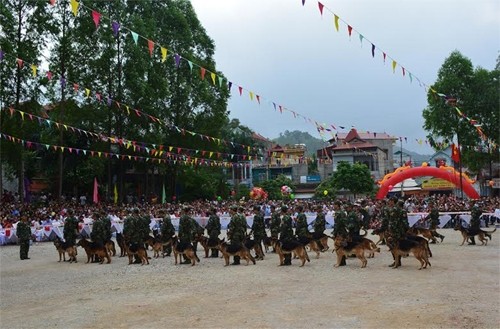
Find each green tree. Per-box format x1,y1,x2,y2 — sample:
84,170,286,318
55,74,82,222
314,179,336,200
331,161,374,198
423,51,499,174
257,174,294,200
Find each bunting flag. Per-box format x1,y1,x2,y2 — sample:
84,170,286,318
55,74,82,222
31,64,37,77
70,0,79,16
147,40,154,57
451,143,460,163
112,21,120,37
131,31,139,45
371,44,375,58
161,47,167,62
334,15,339,31
200,67,206,80
91,10,100,28
392,60,397,73
162,183,166,204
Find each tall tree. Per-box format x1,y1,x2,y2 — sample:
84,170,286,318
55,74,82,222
331,161,374,198
423,51,499,173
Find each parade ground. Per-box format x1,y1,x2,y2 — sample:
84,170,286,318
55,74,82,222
0,229,498,329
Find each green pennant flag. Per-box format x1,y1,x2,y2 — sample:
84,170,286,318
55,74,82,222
131,31,139,45
162,184,166,204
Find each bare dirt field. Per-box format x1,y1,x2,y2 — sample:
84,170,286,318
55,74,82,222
1,229,499,329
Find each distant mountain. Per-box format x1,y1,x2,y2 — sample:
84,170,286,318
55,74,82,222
395,147,432,165
272,130,325,156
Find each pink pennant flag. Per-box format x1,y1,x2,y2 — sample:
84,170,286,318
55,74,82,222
318,2,324,16
47,71,53,80
147,40,154,57
92,10,101,29
93,177,99,204
50,0,56,5
16,58,23,68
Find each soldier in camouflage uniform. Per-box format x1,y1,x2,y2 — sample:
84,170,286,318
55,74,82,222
123,208,147,264
90,212,107,247
425,202,444,243
346,203,362,239
387,199,409,267
279,206,294,265
17,215,31,260
250,205,266,260
332,201,348,266
179,206,196,264
313,205,327,251
205,208,221,257
294,205,309,239
102,211,113,245
227,205,246,265
468,202,482,245
160,209,175,256
269,205,281,252
63,209,79,246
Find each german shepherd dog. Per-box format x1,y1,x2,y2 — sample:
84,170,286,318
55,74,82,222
116,233,127,257
218,239,256,266
359,237,381,258
105,240,116,256
333,237,369,268
77,238,111,264
406,234,433,258
53,237,77,263
271,238,310,267
244,236,265,260
125,242,149,265
297,235,322,259
372,228,387,245
195,235,211,258
172,237,200,266
407,227,438,244
386,237,431,270
454,223,495,246
262,235,273,253
311,232,330,252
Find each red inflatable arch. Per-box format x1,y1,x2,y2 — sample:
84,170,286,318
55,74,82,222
376,166,479,200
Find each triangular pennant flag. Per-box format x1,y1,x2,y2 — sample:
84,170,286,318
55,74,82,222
256,95,261,104
0,50,3,61
31,64,37,77
92,10,101,29
359,34,364,45
383,52,387,63
187,60,193,71
409,72,413,83
200,67,206,80
371,44,375,57
73,83,79,92
228,81,232,91
70,0,79,16
238,86,243,96
334,15,339,31
47,71,52,80
249,91,254,101
392,60,397,73
147,40,154,57
318,2,324,16
174,54,181,67
131,31,138,45
302,0,306,5
401,67,406,76
112,21,120,37
210,72,216,85
50,0,56,5
85,88,90,98
347,25,353,38
16,58,23,68
161,47,167,62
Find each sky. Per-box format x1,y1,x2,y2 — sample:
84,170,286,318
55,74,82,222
189,0,499,154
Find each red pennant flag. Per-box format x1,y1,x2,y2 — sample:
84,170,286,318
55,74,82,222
238,86,243,95
134,109,141,117
318,2,324,16
402,67,406,76
451,143,460,163
47,71,53,80
383,52,387,63
256,95,261,104
50,0,56,5
93,177,99,204
147,40,154,57
200,67,206,80
92,10,101,29
73,83,79,92
347,25,353,37
16,58,23,68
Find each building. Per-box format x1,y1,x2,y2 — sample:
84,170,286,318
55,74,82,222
252,144,308,184
317,128,397,181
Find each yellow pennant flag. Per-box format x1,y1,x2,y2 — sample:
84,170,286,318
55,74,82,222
169,146,173,152
114,184,118,204
392,60,397,73
31,64,37,77
98,151,102,157
334,15,339,31
20,111,25,120
210,72,216,85
161,47,167,62
70,0,79,16
125,105,130,115
249,91,254,101
85,88,90,98
209,152,213,158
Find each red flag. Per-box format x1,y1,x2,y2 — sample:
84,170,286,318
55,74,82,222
318,2,324,16
93,177,99,204
451,143,460,163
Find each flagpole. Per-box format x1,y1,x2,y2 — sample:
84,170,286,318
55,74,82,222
457,132,464,200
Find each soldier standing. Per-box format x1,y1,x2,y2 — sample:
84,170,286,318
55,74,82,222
313,205,326,251
295,205,309,239
17,215,31,260
227,205,246,265
387,198,409,267
332,201,348,266
178,206,196,264
160,209,175,256
206,208,221,258
426,202,445,243
468,202,482,245
63,209,79,247
250,205,266,260
279,206,294,265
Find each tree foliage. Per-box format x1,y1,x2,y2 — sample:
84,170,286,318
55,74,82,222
423,51,499,174
330,161,374,197
256,174,294,200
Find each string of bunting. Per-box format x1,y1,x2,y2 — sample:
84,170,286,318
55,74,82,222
0,132,255,168
0,51,262,155
1,106,266,161
303,0,490,143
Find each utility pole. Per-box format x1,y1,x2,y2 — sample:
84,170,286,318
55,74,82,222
457,131,464,199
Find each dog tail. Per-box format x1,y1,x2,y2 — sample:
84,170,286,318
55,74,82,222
360,229,368,237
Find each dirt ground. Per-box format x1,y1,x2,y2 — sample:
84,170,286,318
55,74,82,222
0,229,498,329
